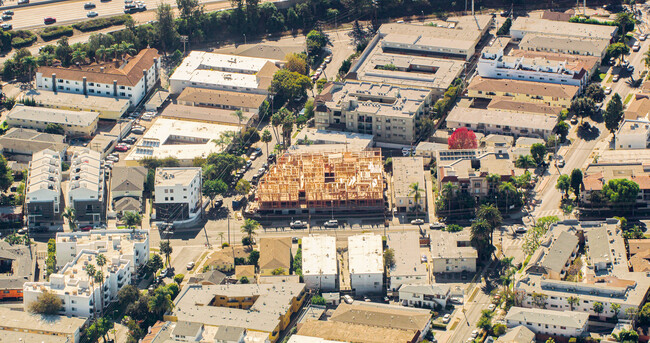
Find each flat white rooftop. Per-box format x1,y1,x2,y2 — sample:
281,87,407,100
348,234,383,275
126,118,236,162
302,235,337,276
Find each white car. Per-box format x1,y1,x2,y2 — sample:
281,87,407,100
106,155,119,162
442,314,451,323
604,86,612,95
613,74,620,82
641,34,647,41
411,219,424,225
186,261,195,270
470,330,478,338
488,304,496,311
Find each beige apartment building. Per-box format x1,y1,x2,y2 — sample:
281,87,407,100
468,76,579,108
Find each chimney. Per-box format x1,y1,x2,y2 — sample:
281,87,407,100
113,80,117,97
143,69,148,94
153,57,159,82
52,73,56,92
82,76,87,95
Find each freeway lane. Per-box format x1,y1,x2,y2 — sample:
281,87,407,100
3,0,226,30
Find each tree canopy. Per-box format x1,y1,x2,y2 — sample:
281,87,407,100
602,179,640,203
269,69,312,104
604,93,624,135
448,127,478,149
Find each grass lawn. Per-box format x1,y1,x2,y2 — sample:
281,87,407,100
625,93,634,105
605,75,613,83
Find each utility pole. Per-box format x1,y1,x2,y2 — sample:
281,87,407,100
471,0,474,16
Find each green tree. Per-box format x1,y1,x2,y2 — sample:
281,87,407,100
122,211,142,234
498,182,517,213
117,285,140,308
607,42,630,64
476,203,502,248
147,254,164,274
160,241,173,268
0,155,14,192
176,0,201,19
155,4,177,54
173,274,184,285
239,276,250,284
306,29,329,56
202,179,227,207
44,123,65,135
611,303,621,319
271,267,285,275
567,296,579,311
530,143,547,166
554,121,569,142
240,219,260,248
285,52,308,75
148,286,174,315
515,155,536,171
470,219,492,260
304,98,315,118
248,249,260,266
604,93,624,142
477,309,493,330
71,48,87,65
261,129,272,157
384,248,396,269
231,109,245,128
63,207,77,231
556,174,571,198
593,301,604,317
602,179,640,203
269,69,312,103
441,182,458,215
28,290,62,314
408,182,424,218
311,295,326,305
95,253,107,313
584,83,605,103
492,323,507,336
531,292,548,309
615,12,635,37
570,169,583,198
235,179,251,195
614,329,639,343
569,97,597,124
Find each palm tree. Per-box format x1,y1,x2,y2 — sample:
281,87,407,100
160,241,172,268
515,155,536,172
470,219,492,260
644,49,650,69
84,264,97,316
271,112,282,142
567,296,579,311
104,45,115,61
241,219,260,248
476,204,502,248
232,109,245,129
96,45,107,62
261,129,272,156
110,43,121,61
408,182,424,219
212,131,234,151
119,42,136,59
218,232,225,246
71,49,87,65
95,253,107,314
63,207,77,231
498,182,517,213
486,173,501,196
441,182,458,215
37,52,55,67
21,56,38,81
281,112,295,147
122,211,142,234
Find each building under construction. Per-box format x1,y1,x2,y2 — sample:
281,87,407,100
253,149,386,216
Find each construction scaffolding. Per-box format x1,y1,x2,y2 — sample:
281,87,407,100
255,149,385,212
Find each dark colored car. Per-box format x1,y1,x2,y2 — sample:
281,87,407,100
44,17,56,24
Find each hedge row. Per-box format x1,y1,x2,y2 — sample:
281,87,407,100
72,14,131,32
10,30,36,48
40,25,74,41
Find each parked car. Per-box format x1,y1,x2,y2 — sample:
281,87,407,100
115,145,128,152
1,23,12,30
1,14,11,20
186,261,195,270
122,136,137,144
628,65,635,72
80,226,93,232
44,17,56,24
420,255,427,263
291,237,298,243
290,220,308,229
410,219,424,225
442,314,451,323
17,0,29,4
604,86,612,95
87,11,98,17
17,227,28,235
84,2,96,8
3,10,14,15
429,222,445,230
343,295,353,304
515,226,527,234
106,155,119,162
641,34,647,41
613,74,620,82
488,304,496,311
324,219,339,228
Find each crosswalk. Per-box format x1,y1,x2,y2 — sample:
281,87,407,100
533,209,564,219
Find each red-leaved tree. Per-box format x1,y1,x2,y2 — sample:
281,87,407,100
448,127,478,149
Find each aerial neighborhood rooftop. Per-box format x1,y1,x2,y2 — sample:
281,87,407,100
1,3,650,343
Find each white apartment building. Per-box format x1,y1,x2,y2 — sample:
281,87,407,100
68,149,105,225
616,119,650,149
505,307,589,338
430,231,477,274
392,157,426,213
348,234,383,295
36,48,160,107
302,235,338,291
154,168,202,223
24,230,149,318
478,47,587,89
25,149,62,228
315,81,433,145
519,34,610,59
6,104,99,137
399,284,451,309
387,231,427,292
169,52,282,95
446,107,557,140
509,17,618,42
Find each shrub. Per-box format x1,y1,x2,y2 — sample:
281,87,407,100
10,30,36,48
173,274,184,285
311,295,326,305
72,14,131,32
40,26,73,41
445,224,463,232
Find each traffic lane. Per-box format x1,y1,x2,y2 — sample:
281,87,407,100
168,246,202,278
6,0,228,30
